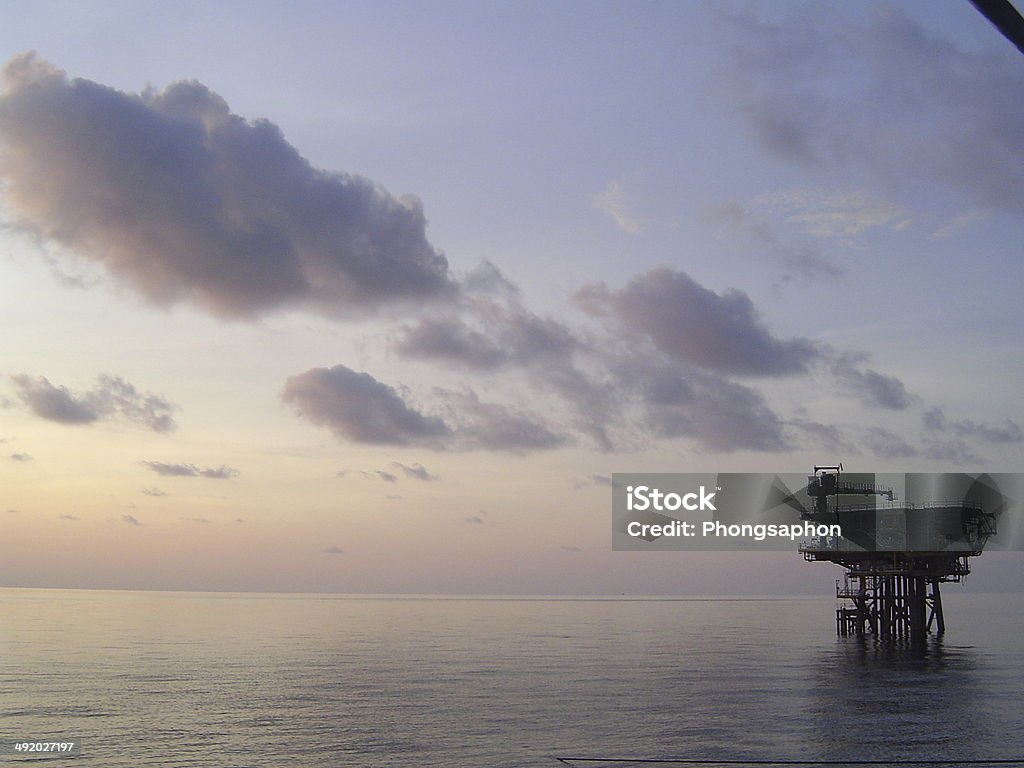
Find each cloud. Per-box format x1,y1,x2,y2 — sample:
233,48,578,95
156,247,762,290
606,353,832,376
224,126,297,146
0,53,456,320
831,357,915,410
702,200,842,282
461,259,520,298
436,388,567,453
390,266,812,453
324,545,344,555
923,407,1023,443
58,513,79,521
922,439,980,465
143,461,239,478
392,299,579,371
392,462,438,482
283,365,564,453
930,211,986,240
393,315,507,370
10,375,96,424
712,6,1024,212
141,487,167,497
591,180,642,234
9,452,32,462
376,470,398,483
788,418,848,452
464,514,485,525
751,189,912,238
10,373,176,432
863,428,917,459
393,290,604,445
122,514,142,526
631,360,788,452
282,365,451,447
575,267,820,376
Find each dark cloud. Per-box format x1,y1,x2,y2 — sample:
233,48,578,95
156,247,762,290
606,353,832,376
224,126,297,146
376,470,398,483
10,373,176,432
393,299,578,371
9,452,32,462
393,315,507,370
923,407,1024,444
122,514,142,526
575,268,819,377
10,375,96,424
143,461,239,479
0,53,456,320
863,428,917,460
635,363,788,452
324,545,343,555
922,439,980,465
788,418,848,452
392,462,438,482
283,365,564,453
831,357,915,410
282,365,451,447
464,515,485,525
437,388,567,453
712,6,1024,211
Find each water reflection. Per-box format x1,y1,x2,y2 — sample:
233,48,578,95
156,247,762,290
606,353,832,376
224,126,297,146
807,634,990,762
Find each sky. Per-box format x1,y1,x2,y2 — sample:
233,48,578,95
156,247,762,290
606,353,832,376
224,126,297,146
1,0,1023,594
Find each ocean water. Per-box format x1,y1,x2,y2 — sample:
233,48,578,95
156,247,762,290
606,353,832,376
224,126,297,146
1,589,1022,767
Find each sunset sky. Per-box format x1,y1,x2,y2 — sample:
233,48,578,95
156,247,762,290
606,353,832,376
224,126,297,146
2,1,1023,594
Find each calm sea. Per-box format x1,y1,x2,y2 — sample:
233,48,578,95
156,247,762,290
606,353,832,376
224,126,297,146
1,589,1022,767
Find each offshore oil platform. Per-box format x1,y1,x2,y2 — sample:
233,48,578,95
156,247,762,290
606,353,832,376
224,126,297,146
797,465,998,645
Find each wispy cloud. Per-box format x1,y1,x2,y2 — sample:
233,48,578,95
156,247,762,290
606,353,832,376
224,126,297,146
751,189,912,238
591,180,642,234
711,6,1024,212
930,211,987,240
703,200,843,283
